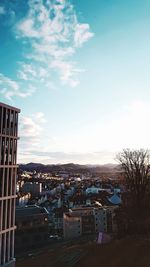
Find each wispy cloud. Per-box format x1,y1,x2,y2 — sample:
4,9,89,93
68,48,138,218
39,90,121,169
0,6,5,15
0,0,93,100
18,150,116,165
0,73,35,100
18,99,150,164
19,112,47,151
32,112,47,123
15,0,94,88
74,23,94,47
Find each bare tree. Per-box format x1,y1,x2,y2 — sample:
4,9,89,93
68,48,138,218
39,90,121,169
117,149,150,208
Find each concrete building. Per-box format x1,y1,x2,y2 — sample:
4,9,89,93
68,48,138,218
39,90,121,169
15,205,49,254
51,207,65,236
94,208,107,233
63,206,118,240
63,212,82,240
0,102,20,267
86,187,111,195
22,182,42,196
16,193,31,207
105,206,118,233
63,207,95,239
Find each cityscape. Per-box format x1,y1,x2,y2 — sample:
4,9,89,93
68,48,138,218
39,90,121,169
1,1,150,267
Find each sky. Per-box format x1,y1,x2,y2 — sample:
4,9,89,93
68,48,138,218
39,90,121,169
1,0,150,165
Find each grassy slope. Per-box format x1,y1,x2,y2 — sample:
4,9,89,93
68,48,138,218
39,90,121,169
16,237,150,267
79,237,150,267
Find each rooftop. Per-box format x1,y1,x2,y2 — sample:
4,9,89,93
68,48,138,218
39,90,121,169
16,205,49,217
0,102,21,112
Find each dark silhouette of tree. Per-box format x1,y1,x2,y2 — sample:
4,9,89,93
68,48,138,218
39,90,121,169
117,149,150,208
116,149,150,236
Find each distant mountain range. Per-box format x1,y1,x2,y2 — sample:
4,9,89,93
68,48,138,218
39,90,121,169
19,162,121,174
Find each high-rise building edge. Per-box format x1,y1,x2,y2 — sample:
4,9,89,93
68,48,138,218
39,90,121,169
0,102,20,267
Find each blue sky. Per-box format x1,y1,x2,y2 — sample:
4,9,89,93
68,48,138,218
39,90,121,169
1,0,150,164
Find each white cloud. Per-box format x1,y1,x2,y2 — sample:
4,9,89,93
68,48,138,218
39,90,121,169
18,150,116,165
18,99,150,164
0,6,5,15
18,112,47,154
0,73,35,100
51,59,80,86
36,100,150,155
17,70,28,81
0,73,19,91
20,112,47,138
17,62,49,84
17,18,40,38
17,99,150,164
78,100,150,152
15,0,94,88
32,112,47,123
20,116,41,138
0,0,93,100
17,63,37,81
74,24,94,47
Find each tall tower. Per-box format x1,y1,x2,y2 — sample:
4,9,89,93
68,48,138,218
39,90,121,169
0,103,20,267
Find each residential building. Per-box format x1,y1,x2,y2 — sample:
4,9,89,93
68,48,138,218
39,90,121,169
51,207,65,236
16,193,31,207
15,205,49,254
63,206,118,240
63,207,95,239
94,208,107,233
22,182,42,196
63,212,82,240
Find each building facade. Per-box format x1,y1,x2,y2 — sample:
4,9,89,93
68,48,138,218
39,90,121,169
63,207,95,239
63,206,118,240
63,212,82,240
22,182,42,196
0,102,20,267
15,205,49,254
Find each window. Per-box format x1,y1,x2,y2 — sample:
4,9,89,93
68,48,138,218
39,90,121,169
34,235,41,242
22,220,29,227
